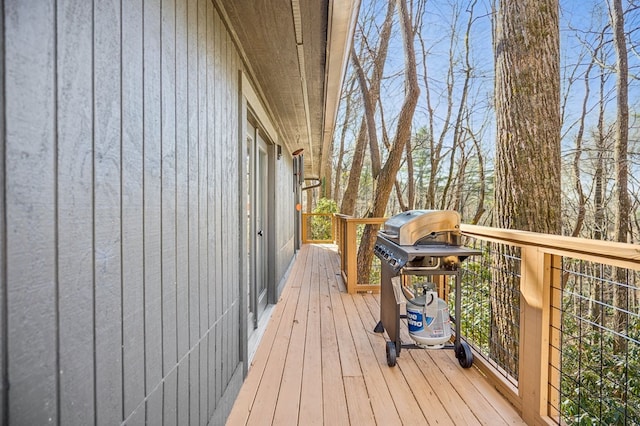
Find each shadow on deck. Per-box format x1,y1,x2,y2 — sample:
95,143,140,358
227,244,524,425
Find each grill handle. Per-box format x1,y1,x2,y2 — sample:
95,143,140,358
400,258,441,273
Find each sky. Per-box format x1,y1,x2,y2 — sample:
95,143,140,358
335,0,640,213
346,0,639,155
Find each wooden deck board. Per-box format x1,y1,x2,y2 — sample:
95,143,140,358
227,244,525,425
318,247,350,425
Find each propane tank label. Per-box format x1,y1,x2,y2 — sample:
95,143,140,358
424,291,439,318
407,310,423,332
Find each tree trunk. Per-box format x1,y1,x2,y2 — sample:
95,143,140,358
352,47,381,181
493,0,561,376
333,77,356,203
357,0,420,284
339,0,395,216
340,120,367,216
610,0,630,354
470,128,486,225
405,137,415,209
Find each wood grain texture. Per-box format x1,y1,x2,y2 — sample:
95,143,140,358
206,3,218,414
122,0,146,418
199,339,208,426
56,0,95,423
186,0,200,352
228,245,526,426
163,368,178,426
197,1,209,423
3,0,255,423
175,0,190,364
94,0,124,421
0,0,5,419
161,0,178,376
144,0,164,396
177,361,189,425
5,1,57,423
189,349,200,425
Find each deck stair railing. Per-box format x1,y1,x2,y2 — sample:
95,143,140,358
301,214,640,425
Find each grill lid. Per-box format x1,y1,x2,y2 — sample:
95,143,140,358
379,210,461,246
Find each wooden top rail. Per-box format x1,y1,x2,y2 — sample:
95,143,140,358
461,224,640,269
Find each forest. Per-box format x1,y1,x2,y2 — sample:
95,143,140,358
323,0,639,240
315,0,640,424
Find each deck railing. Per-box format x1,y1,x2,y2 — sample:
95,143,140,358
334,214,386,294
301,213,336,244
460,225,640,425
304,215,640,425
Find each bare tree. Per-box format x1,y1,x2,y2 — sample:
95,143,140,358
333,76,358,202
356,0,421,284
340,0,395,215
610,0,631,354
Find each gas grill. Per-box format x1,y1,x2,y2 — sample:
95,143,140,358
373,210,481,367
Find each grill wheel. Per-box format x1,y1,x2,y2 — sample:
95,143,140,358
386,341,397,367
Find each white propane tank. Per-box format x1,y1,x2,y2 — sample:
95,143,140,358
406,291,451,348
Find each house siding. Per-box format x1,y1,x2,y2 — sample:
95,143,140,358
274,154,296,299
0,0,283,424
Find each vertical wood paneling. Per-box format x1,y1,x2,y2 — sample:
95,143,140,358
218,11,227,393
197,0,208,341
235,48,242,371
0,0,5,419
186,0,199,351
122,0,146,419
174,0,190,421
178,362,189,425
231,36,241,373
143,0,163,402
238,59,249,382
225,26,234,387
213,324,220,413
199,339,208,425
196,0,209,421
5,1,57,423
161,0,178,381
94,0,123,422
189,351,200,426
206,0,216,418
56,0,95,423
123,406,145,426
3,0,250,422
212,8,222,408
175,0,189,364
186,0,201,421
146,384,163,425
163,368,177,426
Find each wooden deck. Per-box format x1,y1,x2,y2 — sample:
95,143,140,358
227,244,525,425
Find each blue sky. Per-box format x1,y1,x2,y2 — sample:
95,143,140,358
349,0,639,152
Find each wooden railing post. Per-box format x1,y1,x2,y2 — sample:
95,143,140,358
518,246,553,424
547,254,562,423
346,220,358,294
301,212,308,243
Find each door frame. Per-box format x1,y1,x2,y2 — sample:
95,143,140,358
246,113,274,330
239,72,278,374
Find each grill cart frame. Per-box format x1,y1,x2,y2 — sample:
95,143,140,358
373,210,481,368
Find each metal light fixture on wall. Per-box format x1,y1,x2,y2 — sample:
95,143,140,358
277,144,282,160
